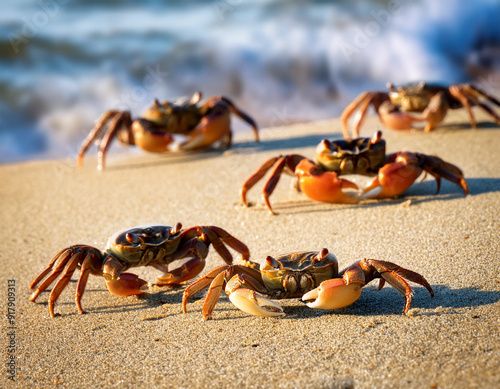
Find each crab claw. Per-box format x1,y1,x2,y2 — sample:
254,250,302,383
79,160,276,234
302,278,363,310
105,272,148,297
378,101,426,130
362,152,468,199
228,288,285,317
295,159,359,204
361,154,423,199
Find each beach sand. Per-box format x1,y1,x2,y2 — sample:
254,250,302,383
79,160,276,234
1,111,499,388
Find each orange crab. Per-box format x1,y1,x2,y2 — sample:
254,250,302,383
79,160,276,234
29,223,249,317
77,92,259,170
241,131,469,214
182,249,434,320
341,82,500,139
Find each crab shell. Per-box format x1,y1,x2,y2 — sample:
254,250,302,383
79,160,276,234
314,133,386,176
140,94,205,134
104,224,183,267
260,249,338,298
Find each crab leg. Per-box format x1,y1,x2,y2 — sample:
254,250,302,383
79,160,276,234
341,92,376,139
75,253,95,314
241,154,307,215
295,159,359,204
206,226,251,262
341,91,394,138
182,265,229,314
154,239,209,285
449,85,480,130
77,110,121,167
451,85,500,127
47,253,81,317
29,247,75,302
241,156,281,207
417,153,469,195
219,96,259,143
97,111,132,171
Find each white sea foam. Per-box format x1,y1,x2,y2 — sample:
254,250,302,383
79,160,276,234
1,0,499,162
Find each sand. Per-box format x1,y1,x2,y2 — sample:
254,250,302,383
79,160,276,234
1,111,499,388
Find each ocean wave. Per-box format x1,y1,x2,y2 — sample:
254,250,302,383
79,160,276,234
1,0,499,163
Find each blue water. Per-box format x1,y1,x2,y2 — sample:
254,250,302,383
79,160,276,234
1,0,499,163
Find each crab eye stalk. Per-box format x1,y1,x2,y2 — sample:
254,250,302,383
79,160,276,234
318,248,329,260
126,233,141,245
265,256,280,269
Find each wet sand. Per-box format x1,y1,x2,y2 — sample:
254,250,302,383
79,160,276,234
1,111,499,388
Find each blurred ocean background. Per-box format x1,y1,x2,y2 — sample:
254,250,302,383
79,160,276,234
1,0,499,163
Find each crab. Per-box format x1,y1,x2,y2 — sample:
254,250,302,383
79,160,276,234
241,131,469,214
77,92,259,170
341,82,500,139
29,223,249,317
182,248,434,319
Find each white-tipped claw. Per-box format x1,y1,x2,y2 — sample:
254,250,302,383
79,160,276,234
359,186,383,200
229,288,285,317
302,278,362,310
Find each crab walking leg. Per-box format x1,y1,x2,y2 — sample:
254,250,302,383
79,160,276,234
201,271,228,320
48,253,81,317
262,157,288,215
295,159,359,204
77,110,121,167
366,259,434,314
29,247,71,291
226,274,285,317
465,84,500,106
200,226,247,262
154,239,209,285
75,253,94,314
449,85,479,130
459,85,500,125
241,156,281,207
182,265,229,314
219,96,259,142
341,92,375,139
29,248,74,302
418,154,469,195
97,112,131,171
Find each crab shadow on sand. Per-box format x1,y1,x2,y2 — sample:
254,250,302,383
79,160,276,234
104,132,339,171
37,280,499,321
100,117,499,171
260,177,500,216
157,284,500,322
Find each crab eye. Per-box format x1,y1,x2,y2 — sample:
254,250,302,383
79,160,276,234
126,233,140,245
